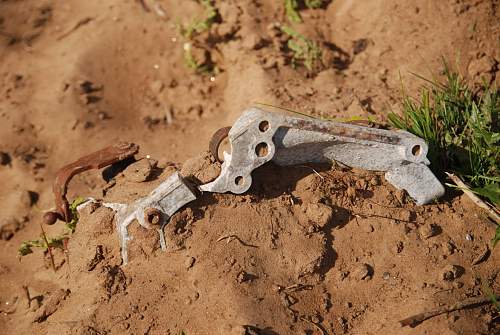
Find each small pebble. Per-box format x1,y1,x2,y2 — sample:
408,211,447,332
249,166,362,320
419,223,439,239
310,315,321,323
465,233,473,241
382,272,390,280
352,263,372,281
442,241,455,255
472,245,490,265
440,265,461,281
237,271,252,283
369,175,380,186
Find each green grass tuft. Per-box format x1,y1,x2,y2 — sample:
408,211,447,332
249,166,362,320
281,25,322,72
305,0,324,9
284,0,302,23
182,42,216,75
388,64,499,207
66,196,86,233
178,0,218,39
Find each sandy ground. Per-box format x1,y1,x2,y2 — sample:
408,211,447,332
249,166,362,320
0,0,499,334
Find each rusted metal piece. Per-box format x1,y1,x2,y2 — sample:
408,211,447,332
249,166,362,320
144,207,162,225
48,142,139,223
209,126,231,163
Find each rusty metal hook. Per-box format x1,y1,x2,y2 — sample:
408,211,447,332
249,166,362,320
43,142,139,225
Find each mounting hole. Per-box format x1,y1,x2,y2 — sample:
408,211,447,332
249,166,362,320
255,142,269,157
258,120,270,132
411,145,421,156
235,176,244,186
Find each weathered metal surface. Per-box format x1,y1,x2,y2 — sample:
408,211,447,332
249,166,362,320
46,142,139,224
385,162,444,205
109,172,197,264
200,107,444,204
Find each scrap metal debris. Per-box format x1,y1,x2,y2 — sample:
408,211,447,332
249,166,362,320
44,142,138,224
46,107,445,264
104,172,196,264
201,107,444,204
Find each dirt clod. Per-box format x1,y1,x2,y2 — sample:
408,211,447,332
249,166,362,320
352,263,373,281
442,241,455,255
122,159,155,183
236,271,253,283
32,289,70,323
180,151,221,184
471,244,490,265
441,265,462,281
419,223,440,239
0,216,22,240
305,203,333,228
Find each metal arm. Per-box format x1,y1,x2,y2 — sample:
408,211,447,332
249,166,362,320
200,107,444,204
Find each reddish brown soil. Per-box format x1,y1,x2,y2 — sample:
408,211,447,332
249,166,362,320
0,1,499,334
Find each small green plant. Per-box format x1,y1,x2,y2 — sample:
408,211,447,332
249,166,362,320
178,0,218,39
388,64,499,207
19,197,86,257
305,0,323,9
284,0,302,23
18,236,65,256
284,0,324,23
177,1,218,74
183,42,214,75
281,25,322,72
66,196,86,233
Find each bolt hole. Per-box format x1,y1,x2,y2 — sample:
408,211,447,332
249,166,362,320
148,215,158,224
147,212,161,225
255,142,269,157
412,145,421,156
258,120,269,132
235,176,244,186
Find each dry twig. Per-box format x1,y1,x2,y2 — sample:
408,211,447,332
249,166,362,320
57,17,94,41
399,295,498,328
446,173,499,225
39,224,56,272
216,234,258,248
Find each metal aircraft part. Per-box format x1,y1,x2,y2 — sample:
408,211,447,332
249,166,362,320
200,107,444,204
108,172,196,264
